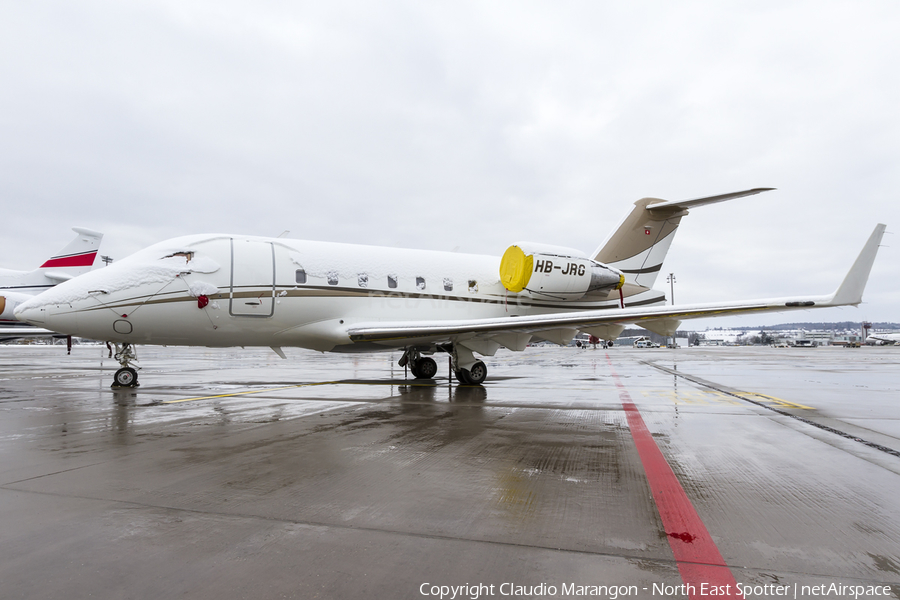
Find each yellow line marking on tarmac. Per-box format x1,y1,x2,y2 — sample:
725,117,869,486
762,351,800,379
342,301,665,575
642,389,813,409
735,392,814,410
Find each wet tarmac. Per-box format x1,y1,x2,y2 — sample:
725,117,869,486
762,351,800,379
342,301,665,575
0,344,898,599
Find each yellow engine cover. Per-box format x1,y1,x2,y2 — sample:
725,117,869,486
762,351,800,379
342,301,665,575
499,245,533,293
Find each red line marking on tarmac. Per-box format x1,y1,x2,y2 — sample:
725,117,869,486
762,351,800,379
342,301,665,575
606,354,743,599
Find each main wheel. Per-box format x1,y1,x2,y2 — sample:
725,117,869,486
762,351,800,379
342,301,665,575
466,361,487,384
411,357,437,379
455,361,487,385
113,367,138,388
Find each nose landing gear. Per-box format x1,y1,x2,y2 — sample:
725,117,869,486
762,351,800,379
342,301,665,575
111,343,140,388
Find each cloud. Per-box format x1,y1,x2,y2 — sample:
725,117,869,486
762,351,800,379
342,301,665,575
1,0,897,325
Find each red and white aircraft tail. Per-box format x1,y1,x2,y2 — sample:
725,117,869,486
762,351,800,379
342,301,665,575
0,227,103,324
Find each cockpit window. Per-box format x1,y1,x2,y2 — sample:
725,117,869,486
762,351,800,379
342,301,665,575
164,251,195,263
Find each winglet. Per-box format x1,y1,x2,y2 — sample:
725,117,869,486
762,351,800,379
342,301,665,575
825,224,886,306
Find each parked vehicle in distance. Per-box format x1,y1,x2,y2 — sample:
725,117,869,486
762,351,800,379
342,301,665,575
634,340,660,348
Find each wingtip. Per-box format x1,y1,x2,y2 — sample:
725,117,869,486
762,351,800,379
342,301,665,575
826,224,886,306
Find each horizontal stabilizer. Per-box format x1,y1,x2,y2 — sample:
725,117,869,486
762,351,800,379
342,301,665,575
646,188,775,213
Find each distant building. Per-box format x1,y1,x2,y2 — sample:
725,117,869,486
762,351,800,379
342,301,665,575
701,329,746,345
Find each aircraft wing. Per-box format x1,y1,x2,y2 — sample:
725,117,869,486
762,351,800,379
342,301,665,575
0,326,60,342
347,224,886,346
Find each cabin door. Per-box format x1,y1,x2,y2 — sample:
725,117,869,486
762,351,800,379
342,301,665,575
230,239,275,317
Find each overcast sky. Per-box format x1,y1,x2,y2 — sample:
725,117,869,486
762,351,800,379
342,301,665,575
1,1,897,329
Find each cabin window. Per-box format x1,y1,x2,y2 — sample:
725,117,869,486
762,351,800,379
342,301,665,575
416,277,426,291
387,274,398,289
443,278,453,292
468,280,478,293
295,269,307,284
358,273,368,288
327,271,339,285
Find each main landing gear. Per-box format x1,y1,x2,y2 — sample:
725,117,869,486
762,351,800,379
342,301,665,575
454,360,487,385
398,348,438,380
398,345,488,385
451,344,487,385
111,343,140,388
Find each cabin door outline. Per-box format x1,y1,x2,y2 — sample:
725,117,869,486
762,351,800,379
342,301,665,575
229,239,276,317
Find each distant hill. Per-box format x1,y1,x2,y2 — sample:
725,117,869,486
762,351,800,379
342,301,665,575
718,322,900,331
619,321,899,345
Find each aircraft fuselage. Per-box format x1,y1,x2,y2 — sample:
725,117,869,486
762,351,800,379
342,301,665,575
15,234,662,352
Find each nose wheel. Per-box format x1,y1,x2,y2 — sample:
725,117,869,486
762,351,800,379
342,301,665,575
111,343,140,388
114,367,138,387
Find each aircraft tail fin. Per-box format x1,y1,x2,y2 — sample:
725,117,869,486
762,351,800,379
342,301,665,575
823,223,886,307
38,228,103,279
592,188,774,289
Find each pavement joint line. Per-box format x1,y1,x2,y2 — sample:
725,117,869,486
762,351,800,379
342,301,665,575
161,380,462,403
159,394,633,413
1,461,109,487
0,483,752,574
162,381,341,403
641,360,900,459
6,480,897,587
161,380,621,404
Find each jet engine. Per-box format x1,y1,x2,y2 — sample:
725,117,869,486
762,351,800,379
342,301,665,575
499,243,624,300
0,291,33,322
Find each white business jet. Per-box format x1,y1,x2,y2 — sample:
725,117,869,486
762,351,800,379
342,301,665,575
1,227,103,340
866,332,900,345
14,190,885,388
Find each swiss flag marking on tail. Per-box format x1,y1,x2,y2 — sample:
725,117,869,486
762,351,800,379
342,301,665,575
644,228,652,235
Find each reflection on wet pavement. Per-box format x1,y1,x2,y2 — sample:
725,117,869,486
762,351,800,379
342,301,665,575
0,344,898,598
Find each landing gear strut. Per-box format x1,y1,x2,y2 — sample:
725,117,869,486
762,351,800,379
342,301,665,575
111,343,140,388
398,345,489,385
451,344,487,385
399,348,438,380
454,360,487,385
